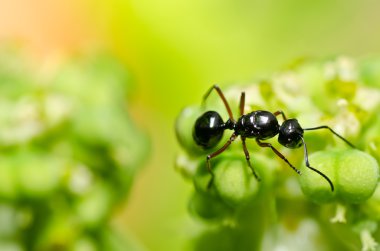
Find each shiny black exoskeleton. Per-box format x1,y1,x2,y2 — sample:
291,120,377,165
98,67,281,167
235,111,280,139
193,111,225,149
193,85,356,192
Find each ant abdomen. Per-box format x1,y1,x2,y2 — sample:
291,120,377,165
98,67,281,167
193,111,225,149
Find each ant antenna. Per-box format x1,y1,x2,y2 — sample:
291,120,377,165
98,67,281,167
300,137,335,191
303,126,356,148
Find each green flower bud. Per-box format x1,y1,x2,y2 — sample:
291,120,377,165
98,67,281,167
336,149,379,203
326,78,357,101
192,152,262,208
213,158,259,207
0,150,67,199
299,151,337,203
188,191,232,221
17,153,66,198
193,159,214,194
299,149,379,204
363,116,380,162
175,106,206,155
175,152,203,179
75,182,113,227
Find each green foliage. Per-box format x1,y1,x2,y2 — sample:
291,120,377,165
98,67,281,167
0,47,149,251
175,57,380,251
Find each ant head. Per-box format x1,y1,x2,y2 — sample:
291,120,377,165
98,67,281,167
193,111,225,149
278,119,304,149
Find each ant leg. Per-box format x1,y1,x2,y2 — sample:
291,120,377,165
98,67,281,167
303,126,356,148
206,133,237,188
273,110,287,121
241,137,261,181
202,85,235,121
239,92,245,116
256,139,301,175
300,137,334,191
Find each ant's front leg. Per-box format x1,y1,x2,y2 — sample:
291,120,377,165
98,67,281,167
202,85,235,122
206,133,237,188
256,138,301,175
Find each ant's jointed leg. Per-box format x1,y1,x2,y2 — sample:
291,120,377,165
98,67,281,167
202,85,235,122
239,92,245,117
256,138,301,175
206,133,237,188
273,110,287,121
241,137,261,181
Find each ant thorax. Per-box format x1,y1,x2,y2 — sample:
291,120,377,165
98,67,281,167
235,110,279,139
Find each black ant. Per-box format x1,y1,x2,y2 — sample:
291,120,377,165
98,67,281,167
193,85,356,192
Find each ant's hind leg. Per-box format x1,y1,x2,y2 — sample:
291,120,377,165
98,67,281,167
202,85,235,121
256,139,301,175
241,137,260,181
273,110,287,121
239,92,245,116
206,133,237,188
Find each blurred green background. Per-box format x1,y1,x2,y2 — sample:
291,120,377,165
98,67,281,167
1,0,380,250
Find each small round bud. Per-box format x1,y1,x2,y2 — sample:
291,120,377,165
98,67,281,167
175,106,207,155
188,191,232,221
299,149,379,204
299,151,337,203
213,158,259,207
336,149,379,203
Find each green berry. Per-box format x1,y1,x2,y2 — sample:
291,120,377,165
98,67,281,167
175,106,207,155
193,159,214,194
188,191,232,221
299,149,379,204
299,151,337,203
336,149,379,203
213,158,259,207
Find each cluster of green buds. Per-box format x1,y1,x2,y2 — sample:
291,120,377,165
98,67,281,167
0,46,149,251
176,57,380,250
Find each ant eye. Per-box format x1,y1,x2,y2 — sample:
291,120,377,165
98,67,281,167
193,111,224,149
278,119,304,149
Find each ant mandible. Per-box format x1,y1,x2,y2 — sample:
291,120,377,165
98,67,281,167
193,85,356,192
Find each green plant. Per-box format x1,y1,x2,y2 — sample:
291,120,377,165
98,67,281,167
176,57,380,251
0,46,149,251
